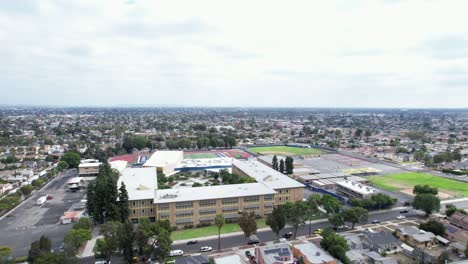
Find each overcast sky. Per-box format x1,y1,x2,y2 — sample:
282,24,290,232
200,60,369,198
1,0,468,108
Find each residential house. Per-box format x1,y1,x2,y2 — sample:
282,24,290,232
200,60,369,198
449,212,468,231
0,183,14,195
365,251,398,264
255,243,294,264
444,223,468,245
292,242,337,264
363,231,401,254
395,226,435,248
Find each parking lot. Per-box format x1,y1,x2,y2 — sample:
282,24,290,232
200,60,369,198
300,153,403,174
0,169,86,258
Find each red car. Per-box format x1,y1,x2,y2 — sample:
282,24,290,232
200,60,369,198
46,195,53,200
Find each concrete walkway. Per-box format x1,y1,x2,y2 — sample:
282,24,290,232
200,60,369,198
79,226,102,258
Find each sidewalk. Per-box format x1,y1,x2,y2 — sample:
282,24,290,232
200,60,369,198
79,226,102,258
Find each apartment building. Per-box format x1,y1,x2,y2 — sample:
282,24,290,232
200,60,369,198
78,159,102,176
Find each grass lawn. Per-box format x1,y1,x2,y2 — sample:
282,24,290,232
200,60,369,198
369,172,468,197
249,146,324,156
171,219,266,241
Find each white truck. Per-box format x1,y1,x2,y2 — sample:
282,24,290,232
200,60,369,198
37,196,47,206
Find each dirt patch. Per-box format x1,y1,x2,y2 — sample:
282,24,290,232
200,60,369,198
437,191,454,199
400,188,415,196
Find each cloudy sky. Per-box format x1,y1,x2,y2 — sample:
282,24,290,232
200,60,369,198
1,0,468,108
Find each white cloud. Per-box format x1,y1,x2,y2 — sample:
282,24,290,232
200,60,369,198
0,0,467,107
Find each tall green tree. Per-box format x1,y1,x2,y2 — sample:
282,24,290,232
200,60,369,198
118,221,135,264
285,156,294,175
419,220,445,236
61,151,81,168
118,182,130,223
413,193,440,216
272,155,278,171
0,246,12,261
64,229,92,255
320,228,350,264
328,214,345,229
266,206,286,239
214,214,225,251
238,212,257,238
343,207,368,229
279,159,285,174
321,195,341,215
28,236,52,263
305,195,319,236
283,201,308,239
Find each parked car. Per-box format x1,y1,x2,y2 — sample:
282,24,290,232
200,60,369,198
200,246,212,252
169,250,184,257
247,235,260,244
397,215,406,220
371,220,380,224
46,195,53,200
186,240,198,245
314,229,323,235
334,225,349,231
400,209,409,213
282,232,293,239
245,251,252,257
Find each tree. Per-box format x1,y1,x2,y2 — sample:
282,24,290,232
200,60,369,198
365,130,372,138
328,214,344,228
305,195,319,235
34,252,78,264
354,128,363,138
0,246,12,260
413,185,438,195
272,155,278,171
464,245,468,259
321,195,341,215
445,204,467,217
61,151,81,168
238,211,257,238
419,220,446,236
413,193,440,216
28,236,52,263
118,182,130,223
285,156,294,175
343,207,368,229
266,207,286,239
88,163,120,224
283,201,308,239
56,161,69,171
435,251,450,264
214,214,225,251
279,159,285,174
320,228,350,264
73,218,92,230
118,221,135,264
64,228,92,255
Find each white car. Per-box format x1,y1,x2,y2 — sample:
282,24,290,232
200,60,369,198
200,246,213,252
397,215,406,220
169,249,184,256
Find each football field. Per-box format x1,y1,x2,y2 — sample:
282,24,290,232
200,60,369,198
249,146,324,156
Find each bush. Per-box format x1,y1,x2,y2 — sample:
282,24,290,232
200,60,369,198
15,256,28,263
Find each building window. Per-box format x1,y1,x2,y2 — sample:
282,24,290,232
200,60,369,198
132,202,136,206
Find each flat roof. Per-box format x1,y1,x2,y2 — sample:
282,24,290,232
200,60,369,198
118,167,158,201
178,158,232,168
78,162,102,168
293,242,335,263
110,160,128,173
143,151,183,167
155,182,276,204
232,159,304,189
336,180,377,195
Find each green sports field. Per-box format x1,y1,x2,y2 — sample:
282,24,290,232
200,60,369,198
184,153,218,159
369,172,468,198
249,146,324,156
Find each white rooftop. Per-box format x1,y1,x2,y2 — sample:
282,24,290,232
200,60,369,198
78,162,102,168
109,160,128,173
294,242,335,263
178,158,232,168
336,180,377,195
155,182,276,203
118,167,157,201
232,159,304,189
143,151,183,167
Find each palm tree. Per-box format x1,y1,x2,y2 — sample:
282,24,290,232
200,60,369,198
214,214,225,251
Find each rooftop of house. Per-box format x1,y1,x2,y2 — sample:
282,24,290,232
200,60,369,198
257,243,293,264
293,242,335,263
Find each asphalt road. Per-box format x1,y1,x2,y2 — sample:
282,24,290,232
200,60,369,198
0,169,86,258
